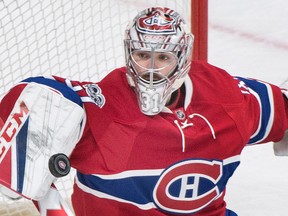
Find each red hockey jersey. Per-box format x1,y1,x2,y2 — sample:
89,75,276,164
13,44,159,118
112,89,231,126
1,61,288,216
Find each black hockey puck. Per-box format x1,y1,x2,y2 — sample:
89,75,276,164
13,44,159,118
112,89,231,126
48,153,71,177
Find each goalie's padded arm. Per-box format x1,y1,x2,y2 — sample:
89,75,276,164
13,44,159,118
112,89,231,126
0,76,85,200
0,76,83,123
23,76,83,107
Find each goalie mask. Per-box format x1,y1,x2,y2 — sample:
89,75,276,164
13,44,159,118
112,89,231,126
124,7,194,115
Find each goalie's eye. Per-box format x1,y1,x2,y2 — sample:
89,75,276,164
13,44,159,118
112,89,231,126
158,53,170,61
132,50,177,67
133,51,151,61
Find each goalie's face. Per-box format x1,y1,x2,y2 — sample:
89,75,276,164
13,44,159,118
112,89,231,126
125,44,185,116
131,50,178,84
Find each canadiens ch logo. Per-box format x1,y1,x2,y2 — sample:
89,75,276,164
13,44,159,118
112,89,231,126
84,84,105,108
153,159,223,214
137,11,176,34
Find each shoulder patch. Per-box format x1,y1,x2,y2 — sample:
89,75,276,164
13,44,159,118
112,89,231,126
84,84,106,108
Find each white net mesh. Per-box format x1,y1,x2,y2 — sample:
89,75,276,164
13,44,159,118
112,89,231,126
0,0,191,98
0,0,191,215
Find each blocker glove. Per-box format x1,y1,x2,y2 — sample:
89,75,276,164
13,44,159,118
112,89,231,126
274,130,288,156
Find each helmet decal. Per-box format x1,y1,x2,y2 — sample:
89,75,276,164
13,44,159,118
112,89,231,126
137,10,177,34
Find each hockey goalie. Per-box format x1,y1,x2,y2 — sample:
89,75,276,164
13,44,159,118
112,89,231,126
1,6,288,216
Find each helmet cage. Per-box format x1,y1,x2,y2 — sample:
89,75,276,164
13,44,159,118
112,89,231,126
124,7,194,115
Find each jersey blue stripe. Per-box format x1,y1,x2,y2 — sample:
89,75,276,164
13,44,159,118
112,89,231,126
236,77,272,144
226,209,238,216
22,77,83,107
77,172,159,205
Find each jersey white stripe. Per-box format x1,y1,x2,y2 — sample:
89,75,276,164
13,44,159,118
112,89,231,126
249,82,275,144
91,169,164,180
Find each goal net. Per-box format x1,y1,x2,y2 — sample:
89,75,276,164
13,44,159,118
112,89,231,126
0,0,194,215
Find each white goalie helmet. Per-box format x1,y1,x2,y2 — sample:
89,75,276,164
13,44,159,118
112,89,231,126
124,7,194,115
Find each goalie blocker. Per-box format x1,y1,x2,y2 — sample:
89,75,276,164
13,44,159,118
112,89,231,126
274,79,288,156
0,78,85,200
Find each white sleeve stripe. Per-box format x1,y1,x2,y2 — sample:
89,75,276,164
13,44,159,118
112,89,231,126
249,88,262,139
91,169,164,180
249,82,275,144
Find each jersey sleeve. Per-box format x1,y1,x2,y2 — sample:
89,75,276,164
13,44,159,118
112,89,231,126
236,77,288,145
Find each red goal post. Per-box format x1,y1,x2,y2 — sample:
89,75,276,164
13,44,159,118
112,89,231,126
191,0,208,61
